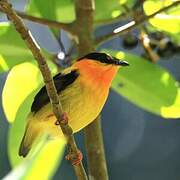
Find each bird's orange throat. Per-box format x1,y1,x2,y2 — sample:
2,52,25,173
74,60,119,88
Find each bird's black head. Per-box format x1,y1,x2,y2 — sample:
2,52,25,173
77,52,129,66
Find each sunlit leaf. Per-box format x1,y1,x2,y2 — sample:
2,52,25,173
104,49,180,118
2,61,58,167
24,138,65,180
4,61,65,180
2,61,57,123
3,137,65,180
2,62,41,123
0,22,33,72
143,0,180,42
8,90,40,166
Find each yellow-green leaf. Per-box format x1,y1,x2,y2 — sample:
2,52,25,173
4,137,65,180
2,61,57,123
2,61,58,167
143,0,180,42
26,0,75,23
0,22,33,72
3,62,40,123
104,49,180,118
0,54,9,72
95,0,134,22
26,0,135,23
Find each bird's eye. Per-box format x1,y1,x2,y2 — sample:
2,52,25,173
107,55,110,59
105,56,113,64
107,55,113,61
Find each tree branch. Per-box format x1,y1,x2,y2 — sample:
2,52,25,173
95,1,180,46
74,0,109,179
0,1,87,180
84,115,109,180
74,0,94,55
140,30,160,63
0,8,76,35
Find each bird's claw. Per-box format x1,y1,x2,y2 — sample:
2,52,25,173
61,112,69,124
55,112,69,125
65,150,83,166
55,120,60,125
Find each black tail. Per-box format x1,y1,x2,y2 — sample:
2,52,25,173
19,121,40,157
18,133,31,157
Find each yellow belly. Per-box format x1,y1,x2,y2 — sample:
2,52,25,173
30,78,109,138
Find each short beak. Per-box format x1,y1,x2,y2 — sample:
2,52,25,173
113,58,129,66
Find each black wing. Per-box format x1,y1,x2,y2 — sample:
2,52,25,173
31,70,79,113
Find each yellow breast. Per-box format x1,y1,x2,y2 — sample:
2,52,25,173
30,60,118,138
32,77,109,138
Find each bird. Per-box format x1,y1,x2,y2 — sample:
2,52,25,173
19,52,129,158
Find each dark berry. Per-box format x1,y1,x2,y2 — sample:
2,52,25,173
122,34,138,49
149,32,165,41
157,41,175,58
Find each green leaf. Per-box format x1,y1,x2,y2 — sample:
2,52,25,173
23,139,65,180
4,62,64,180
95,0,134,22
2,61,57,123
0,22,33,72
8,90,40,166
2,62,42,124
2,62,58,167
103,49,180,118
4,137,65,180
0,54,9,72
26,0,134,24
26,0,75,23
143,0,180,42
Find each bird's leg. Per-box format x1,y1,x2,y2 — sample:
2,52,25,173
65,149,83,166
54,112,82,165
55,112,69,125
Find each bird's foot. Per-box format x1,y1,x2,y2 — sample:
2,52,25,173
65,150,83,166
61,112,69,124
55,112,69,125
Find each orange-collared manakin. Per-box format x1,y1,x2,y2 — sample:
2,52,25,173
19,52,129,157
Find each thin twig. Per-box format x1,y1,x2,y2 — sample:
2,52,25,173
0,8,76,35
0,1,87,180
95,1,180,46
140,30,160,63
